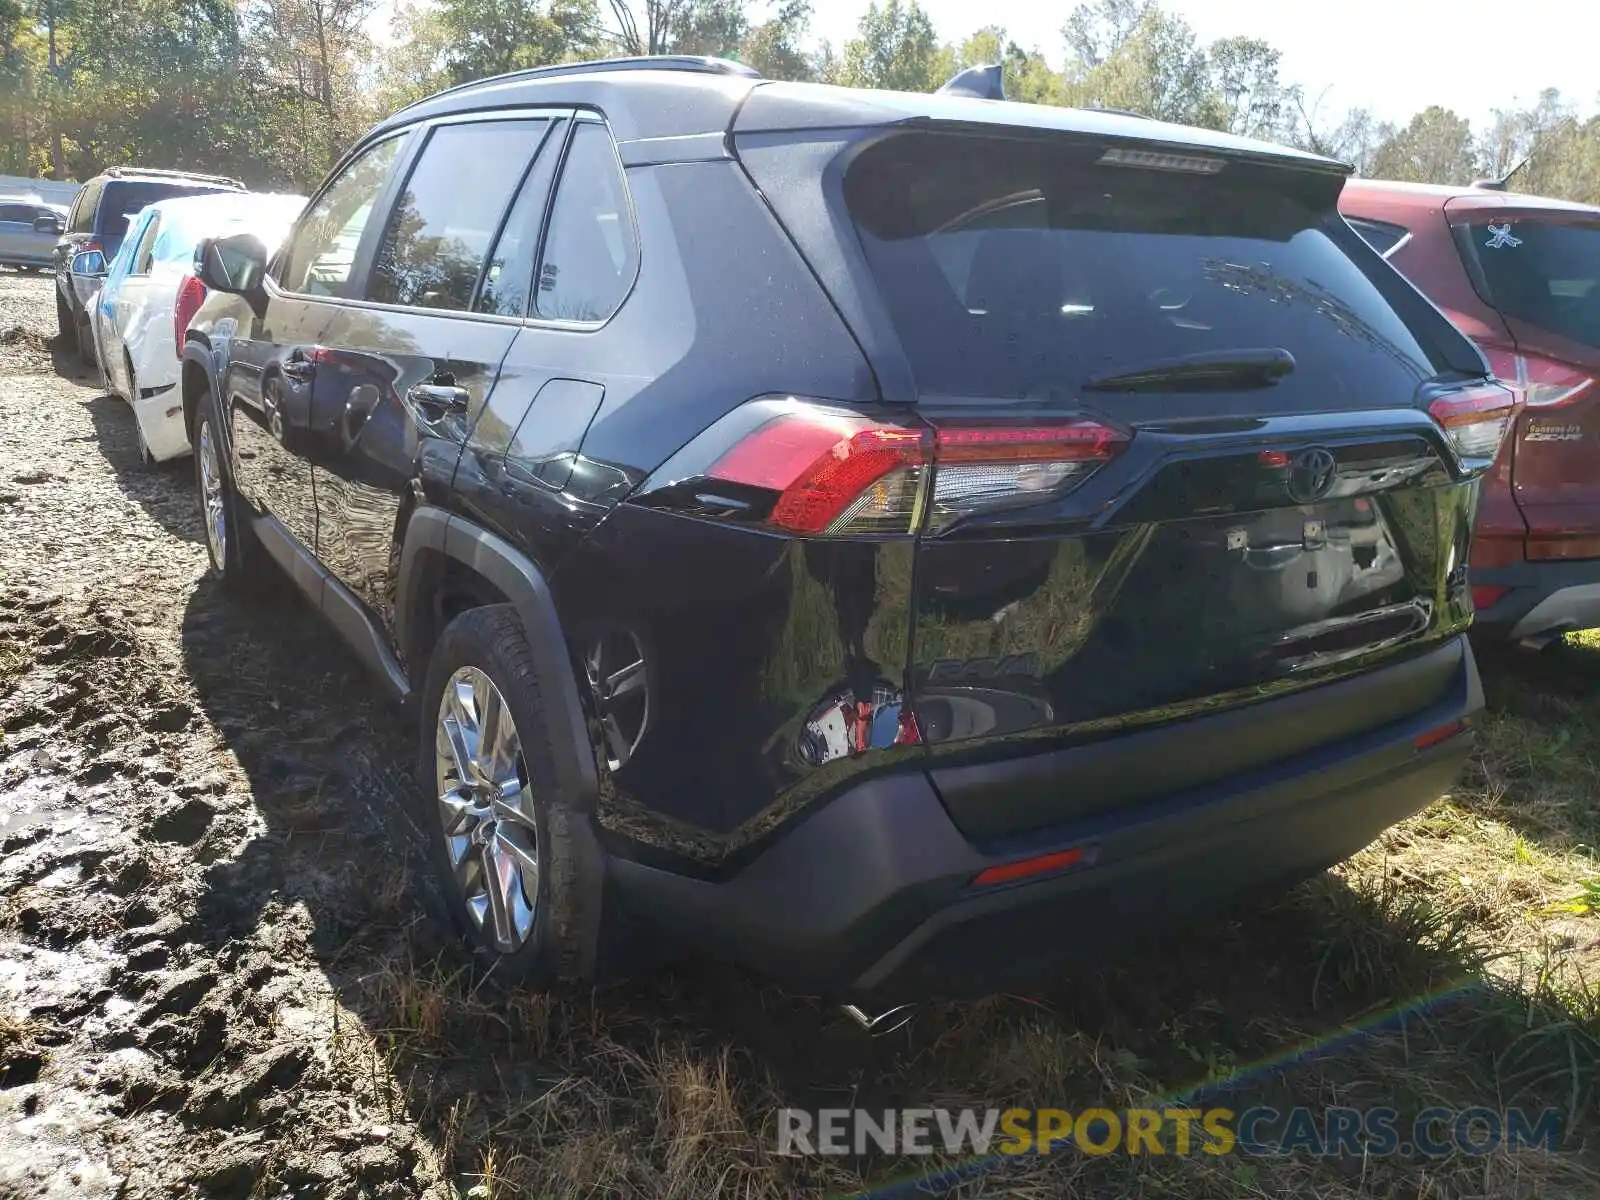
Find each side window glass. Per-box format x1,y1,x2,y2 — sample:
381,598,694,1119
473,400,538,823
279,136,404,297
536,122,638,323
367,118,549,312
0,204,29,223
475,120,565,317
1346,217,1410,258
70,179,102,233
131,216,161,274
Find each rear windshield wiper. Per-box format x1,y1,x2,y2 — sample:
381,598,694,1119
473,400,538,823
1083,348,1297,393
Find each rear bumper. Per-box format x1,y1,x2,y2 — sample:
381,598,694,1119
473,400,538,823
610,636,1483,1001
131,383,189,461
1471,558,1600,642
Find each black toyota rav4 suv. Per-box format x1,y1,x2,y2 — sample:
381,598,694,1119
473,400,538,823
181,55,1503,1002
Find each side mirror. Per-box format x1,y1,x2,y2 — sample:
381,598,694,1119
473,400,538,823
195,232,269,296
34,214,63,235
71,249,106,277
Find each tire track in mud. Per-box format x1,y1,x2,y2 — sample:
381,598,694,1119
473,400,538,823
0,273,447,1198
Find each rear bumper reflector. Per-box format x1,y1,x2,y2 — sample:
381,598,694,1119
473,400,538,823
1413,719,1466,751
972,845,1093,888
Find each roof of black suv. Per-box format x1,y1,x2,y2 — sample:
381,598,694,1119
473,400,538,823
374,55,1345,175
91,166,247,191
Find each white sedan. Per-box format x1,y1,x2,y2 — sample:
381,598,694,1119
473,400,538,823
90,191,306,464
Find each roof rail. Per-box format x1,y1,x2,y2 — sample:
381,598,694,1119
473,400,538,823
397,55,761,115
103,165,247,189
1086,104,1153,120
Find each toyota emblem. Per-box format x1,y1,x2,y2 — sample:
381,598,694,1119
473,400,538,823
1285,447,1337,503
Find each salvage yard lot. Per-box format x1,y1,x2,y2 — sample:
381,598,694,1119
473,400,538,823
0,267,1595,1198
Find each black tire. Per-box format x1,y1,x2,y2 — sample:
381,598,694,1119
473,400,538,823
192,388,272,594
76,312,96,367
418,604,599,985
55,289,72,341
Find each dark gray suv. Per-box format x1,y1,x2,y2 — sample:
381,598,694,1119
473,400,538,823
53,166,244,363
179,55,1499,1007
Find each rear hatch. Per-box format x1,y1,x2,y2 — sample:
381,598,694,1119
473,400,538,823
1447,204,1600,556
735,109,1502,838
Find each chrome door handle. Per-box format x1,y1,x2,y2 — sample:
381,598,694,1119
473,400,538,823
282,357,315,384
407,383,469,417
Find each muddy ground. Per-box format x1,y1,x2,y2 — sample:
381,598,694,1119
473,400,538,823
0,272,454,1196
0,270,1595,1200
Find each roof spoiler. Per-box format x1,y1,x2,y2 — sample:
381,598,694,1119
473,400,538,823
937,64,1005,102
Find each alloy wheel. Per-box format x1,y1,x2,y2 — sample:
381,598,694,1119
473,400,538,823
434,666,539,953
584,628,649,772
197,420,227,568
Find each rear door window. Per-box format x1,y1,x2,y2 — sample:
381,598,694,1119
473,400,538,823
0,203,33,223
366,118,551,312
535,122,638,323
476,120,565,317
841,131,1451,404
1459,218,1600,348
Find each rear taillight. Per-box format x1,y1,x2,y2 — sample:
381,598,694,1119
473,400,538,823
1471,585,1510,611
1428,381,1518,469
706,409,929,535
657,396,1129,536
1520,354,1594,408
926,421,1127,532
174,275,208,356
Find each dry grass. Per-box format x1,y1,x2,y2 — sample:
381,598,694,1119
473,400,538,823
316,635,1600,1199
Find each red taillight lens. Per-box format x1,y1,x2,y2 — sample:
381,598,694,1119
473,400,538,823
173,275,208,356
707,410,929,535
1428,381,1518,467
1520,354,1595,409
697,399,1131,536
1471,585,1510,611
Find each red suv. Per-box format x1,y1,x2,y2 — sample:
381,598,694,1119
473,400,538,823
1341,180,1600,645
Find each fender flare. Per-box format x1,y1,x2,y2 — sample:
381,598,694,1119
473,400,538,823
398,506,607,977
179,341,221,441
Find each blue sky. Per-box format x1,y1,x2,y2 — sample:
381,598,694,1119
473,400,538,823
369,0,1600,129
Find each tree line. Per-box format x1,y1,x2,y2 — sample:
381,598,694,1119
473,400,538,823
1,0,1596,205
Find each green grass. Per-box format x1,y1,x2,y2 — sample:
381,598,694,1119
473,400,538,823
314,634,1600,1200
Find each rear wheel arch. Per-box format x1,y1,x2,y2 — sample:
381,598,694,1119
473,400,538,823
396,507,607,976
397,508,599,808
180,353,214,442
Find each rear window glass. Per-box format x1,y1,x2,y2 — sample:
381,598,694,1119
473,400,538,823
843,132,1448,403
1462,219,1600,348
100,181,230,235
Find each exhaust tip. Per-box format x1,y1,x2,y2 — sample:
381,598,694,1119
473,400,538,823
841,1003,916,1037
